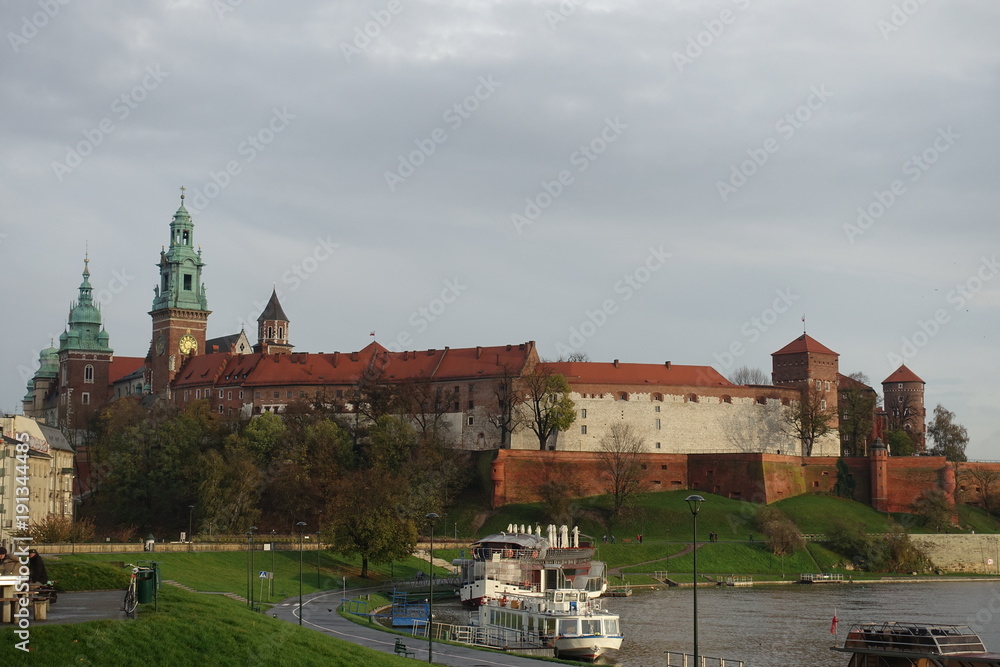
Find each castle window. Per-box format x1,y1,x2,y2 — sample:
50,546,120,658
467,416,474,426
183,274,192,291
652,393,663,401
254,391,261,398
581,425,587,435
722,395,732,404
278,327,284,339
182,230,190,245
468,400,474,409
218,405,224,414
239,390,244,399
581,409,587,419
640,464,647,470
661,464,667,470
287,391,293,398
825,381,831,391
81,392,90,405
687,393,698,403
655,442,661,449
267,326,274,339
655,418,661,430
228,391,233,400
655,405,661,413
273,391,279,399
821,400,827,410
898,383,903,389
84,364,94,384
218,390,224,399
618,392,629,401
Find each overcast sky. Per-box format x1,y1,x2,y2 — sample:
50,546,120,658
2,1,998,458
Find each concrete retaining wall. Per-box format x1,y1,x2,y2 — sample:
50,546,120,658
910,534,1000,574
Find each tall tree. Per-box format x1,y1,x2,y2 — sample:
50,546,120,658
885,390,922,448
782,384,836,457
928,404,969,462
328,469,418,578
728,366,770,385
839,372,878,456
597,423,645,516
519,367,576,450
911,488,952,532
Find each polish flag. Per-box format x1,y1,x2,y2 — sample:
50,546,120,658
830,610,839,635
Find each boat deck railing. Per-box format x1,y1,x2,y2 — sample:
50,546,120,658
799,573,844,583
410,619,544,650
665,650,744,666
839,622,986,655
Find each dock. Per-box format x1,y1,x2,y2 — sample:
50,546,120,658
604,585,633,597
799,573,846,584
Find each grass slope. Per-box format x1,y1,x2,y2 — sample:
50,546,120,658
0,586,415,666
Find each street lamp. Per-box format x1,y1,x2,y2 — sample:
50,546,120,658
296,521,306,626
316,532,321,589
247,526,257,611
426,512,439,664
685,495,705,666
188,505,194,544
270,530,276,601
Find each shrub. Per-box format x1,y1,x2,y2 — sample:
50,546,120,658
756,506,805,556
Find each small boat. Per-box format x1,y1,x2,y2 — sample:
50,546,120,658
452,524,608,606
833,621,1000,666
475,588,623,661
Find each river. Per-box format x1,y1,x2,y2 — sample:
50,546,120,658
437,580,1000,666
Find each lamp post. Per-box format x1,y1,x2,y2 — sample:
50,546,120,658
270,530,276,601
188,504,194,544
247,526,257,611
685,495,705,666
296,521,306,626
316,533,321,589
426,512,439,664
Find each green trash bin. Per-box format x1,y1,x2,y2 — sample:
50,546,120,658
136,569,155,604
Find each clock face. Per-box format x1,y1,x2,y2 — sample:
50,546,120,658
179,334,198,355
156,334,166,356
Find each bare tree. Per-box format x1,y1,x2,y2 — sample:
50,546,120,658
728,366,770,385
597,423,645,516
487,362,524,449
885,391,922,446
962,467,1000,515
782,384,836,457
395,376,455,444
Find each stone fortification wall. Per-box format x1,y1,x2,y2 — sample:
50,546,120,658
910,534,1000,574
508,388,839,457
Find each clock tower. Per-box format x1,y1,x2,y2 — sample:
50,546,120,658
149,190,211,396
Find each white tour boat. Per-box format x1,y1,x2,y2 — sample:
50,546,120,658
475,588,623,661
453,524,608,606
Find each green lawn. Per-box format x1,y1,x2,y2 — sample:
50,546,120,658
0,585,416,666
771,494,894,535
48,551,442,600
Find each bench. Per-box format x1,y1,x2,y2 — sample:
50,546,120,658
394,638,415,658
0,594,49,622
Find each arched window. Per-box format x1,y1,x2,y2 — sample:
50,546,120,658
267,326,274,339
278,326,284,340
84,364,94,384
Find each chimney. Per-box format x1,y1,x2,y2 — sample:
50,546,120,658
351,352,359,362
665,361,671,369
476,346,482,359
506,344,512,351
427,348,435,356
211,345,219,353
613,359,619,368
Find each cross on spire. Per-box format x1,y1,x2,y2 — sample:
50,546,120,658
180,185,186,202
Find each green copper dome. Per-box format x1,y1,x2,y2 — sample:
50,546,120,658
151,193,209,313
37,345,59,378
60,256,113,354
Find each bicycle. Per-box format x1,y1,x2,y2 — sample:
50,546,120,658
122,564,140,618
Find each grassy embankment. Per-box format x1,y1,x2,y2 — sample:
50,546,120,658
0,585,415,667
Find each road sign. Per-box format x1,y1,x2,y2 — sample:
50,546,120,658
259,571,273,579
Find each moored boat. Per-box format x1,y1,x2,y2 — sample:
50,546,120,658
475,588,623,661
833,621,1000,666
452,524,608,606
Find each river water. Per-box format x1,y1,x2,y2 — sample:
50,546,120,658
437,581,1000,666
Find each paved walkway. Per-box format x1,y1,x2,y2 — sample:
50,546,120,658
270,586,555,666
6,591,129,625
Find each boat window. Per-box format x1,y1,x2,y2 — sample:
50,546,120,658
578,592,587,602
605,618,619,635
554,592,563,602
581,618,602,635
559,619,580,635
540,618,556,635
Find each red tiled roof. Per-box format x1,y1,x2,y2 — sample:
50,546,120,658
883,365,924,384
109,356,145,384
172,353,232,388
543,361,733,387
772,334,838,357
838,373,875,392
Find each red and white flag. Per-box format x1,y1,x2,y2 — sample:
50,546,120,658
830,610,839,635
370,331,376,337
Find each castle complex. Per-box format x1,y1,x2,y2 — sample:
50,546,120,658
19,194,962,514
